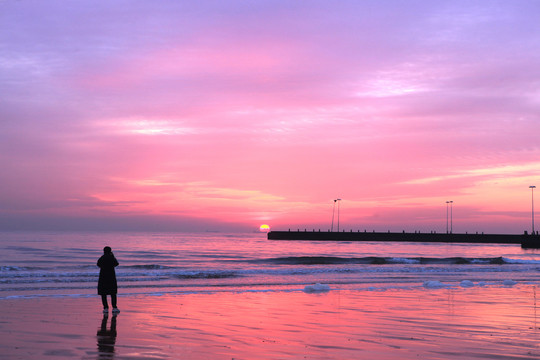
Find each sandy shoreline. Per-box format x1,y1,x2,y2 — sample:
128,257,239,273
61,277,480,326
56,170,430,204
1,286,540,359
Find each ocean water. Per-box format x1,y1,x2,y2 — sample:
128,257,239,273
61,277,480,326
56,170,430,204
1,231,540,299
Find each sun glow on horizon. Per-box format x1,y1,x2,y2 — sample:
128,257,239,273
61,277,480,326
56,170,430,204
259,224,271,232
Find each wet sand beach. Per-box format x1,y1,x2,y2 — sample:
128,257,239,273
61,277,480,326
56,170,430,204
1,285,539,359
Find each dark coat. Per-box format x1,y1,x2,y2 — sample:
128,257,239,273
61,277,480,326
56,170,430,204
97,253,119,295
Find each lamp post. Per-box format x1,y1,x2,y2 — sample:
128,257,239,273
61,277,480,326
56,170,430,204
336,199,342,232
530,186,536,234
331,199,337,232
446,201,453,234
450,201,453,233
446,201,449,234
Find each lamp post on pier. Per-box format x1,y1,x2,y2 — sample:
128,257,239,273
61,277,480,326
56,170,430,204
530,186,536,234
336,199,342,232
446,201,453,234
446,201,449,234
331,199,337,232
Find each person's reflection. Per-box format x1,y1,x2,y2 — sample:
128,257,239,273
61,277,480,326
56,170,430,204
97,313,117,359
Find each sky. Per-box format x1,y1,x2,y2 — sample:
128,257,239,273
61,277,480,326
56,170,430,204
1,0,540,233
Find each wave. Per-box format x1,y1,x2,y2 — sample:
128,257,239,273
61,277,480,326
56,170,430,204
173,271,239,279
1,264,175,274
2,256,539,292
1,266,42,271
124,264,174,270
0,277,533,300
256,256,519,265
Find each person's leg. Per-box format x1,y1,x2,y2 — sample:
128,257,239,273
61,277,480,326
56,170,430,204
101,294,109,309
111,294,120,313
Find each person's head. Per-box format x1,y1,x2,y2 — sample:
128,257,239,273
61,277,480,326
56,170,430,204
103,246,112,254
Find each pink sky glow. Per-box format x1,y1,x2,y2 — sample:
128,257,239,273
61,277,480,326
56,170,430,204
1,1,540,233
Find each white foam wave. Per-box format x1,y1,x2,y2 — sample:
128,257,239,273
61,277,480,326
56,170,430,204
423,280,450,289
501,257,540,264
503,279,518,286
388,257,420,264
303,283,331,293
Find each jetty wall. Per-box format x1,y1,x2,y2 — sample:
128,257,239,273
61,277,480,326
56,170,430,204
267,230,530,244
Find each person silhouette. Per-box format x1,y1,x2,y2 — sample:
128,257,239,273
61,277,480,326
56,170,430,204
97,246,120,314
97,313,117,359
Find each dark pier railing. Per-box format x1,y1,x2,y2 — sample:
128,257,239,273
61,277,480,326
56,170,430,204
267,229,540,248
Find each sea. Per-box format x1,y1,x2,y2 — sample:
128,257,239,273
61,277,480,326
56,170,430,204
1,231,540,299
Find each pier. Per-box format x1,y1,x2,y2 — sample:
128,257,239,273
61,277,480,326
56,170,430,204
268,229,540,247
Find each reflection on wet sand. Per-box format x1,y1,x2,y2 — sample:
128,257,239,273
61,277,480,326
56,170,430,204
97,314,117,359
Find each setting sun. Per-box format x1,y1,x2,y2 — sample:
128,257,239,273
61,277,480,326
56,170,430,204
259,224,270,232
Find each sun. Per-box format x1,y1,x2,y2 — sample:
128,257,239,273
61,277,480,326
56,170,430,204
259,224,271,233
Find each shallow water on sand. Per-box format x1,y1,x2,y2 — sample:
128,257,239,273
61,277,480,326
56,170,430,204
2,287,540,359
